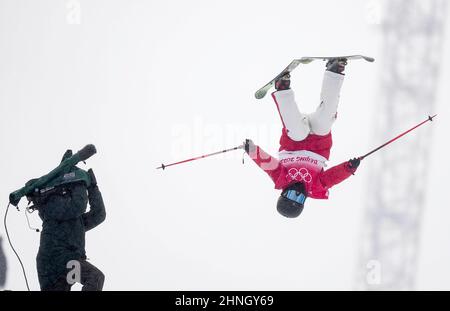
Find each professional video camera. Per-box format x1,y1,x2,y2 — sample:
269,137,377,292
9,144,97,209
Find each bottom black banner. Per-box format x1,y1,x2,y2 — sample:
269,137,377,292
0,291,446,309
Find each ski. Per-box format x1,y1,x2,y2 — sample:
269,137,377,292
254,55,375,99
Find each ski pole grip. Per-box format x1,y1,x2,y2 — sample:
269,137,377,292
76,144,97,162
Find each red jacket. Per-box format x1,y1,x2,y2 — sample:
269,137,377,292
249,131,356,199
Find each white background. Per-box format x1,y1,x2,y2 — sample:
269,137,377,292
0,0,449,290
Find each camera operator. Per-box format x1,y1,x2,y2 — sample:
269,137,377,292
0,236,6,289
30,150,106,291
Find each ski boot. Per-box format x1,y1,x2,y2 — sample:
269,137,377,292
275,73,291,91
326,58,347,75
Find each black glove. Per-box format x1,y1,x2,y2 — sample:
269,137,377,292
87,168,97,188
244,139,256,154
348,158,361,170
275,73,291,91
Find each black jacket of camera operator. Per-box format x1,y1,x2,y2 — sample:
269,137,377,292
30,168,106,290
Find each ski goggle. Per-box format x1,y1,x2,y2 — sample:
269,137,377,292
282,189,307,205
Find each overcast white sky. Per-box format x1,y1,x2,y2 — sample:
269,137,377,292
0,0,449,290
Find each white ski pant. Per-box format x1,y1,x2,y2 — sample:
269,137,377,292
272,71,344,141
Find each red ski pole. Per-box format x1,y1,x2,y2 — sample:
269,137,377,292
359,114,437,160
157,145,244,170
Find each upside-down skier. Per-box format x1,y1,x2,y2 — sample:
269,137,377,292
244,58,361,218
